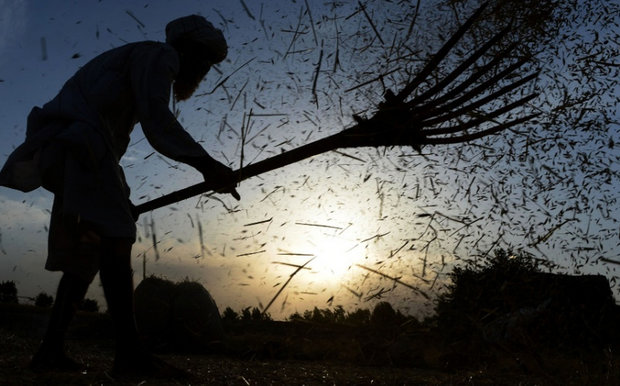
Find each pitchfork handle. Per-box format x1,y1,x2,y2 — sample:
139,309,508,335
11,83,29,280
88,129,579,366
135,132,346,214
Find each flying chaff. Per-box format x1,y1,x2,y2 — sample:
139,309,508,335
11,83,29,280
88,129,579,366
136,2,539,215
356,264,429,299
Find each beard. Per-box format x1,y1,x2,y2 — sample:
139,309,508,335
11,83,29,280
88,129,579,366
173,62,210,101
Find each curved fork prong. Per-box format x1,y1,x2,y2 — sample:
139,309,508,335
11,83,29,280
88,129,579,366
421,93,539,137
407,25,513,108
420,71,539,126
393,2,490,103
422,113,540,145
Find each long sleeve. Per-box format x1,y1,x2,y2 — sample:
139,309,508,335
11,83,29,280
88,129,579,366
130,44,208,161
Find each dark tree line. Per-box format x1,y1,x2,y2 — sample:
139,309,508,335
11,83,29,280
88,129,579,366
0,280,99,312
221,301,416,327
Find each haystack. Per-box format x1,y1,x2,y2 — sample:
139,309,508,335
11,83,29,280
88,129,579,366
134,276,224,352
134,276,176,349
170,280,224,350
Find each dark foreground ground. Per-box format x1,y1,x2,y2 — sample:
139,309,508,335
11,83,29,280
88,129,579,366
1,304,618,385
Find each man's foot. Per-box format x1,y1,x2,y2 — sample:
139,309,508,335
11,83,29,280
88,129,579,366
112,352,190,380
29,349,85,372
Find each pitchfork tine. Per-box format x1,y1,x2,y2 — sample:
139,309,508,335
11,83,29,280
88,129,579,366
420,71,540,126
407,25,512,107
417,56,531,119
393,2,489,103
422,93,539,136
423,113,540,144
415,41,520,111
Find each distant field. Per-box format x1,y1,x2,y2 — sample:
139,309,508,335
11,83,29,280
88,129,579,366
1,302,618,385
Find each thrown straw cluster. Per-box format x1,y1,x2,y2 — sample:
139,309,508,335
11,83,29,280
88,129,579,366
136,2,539,215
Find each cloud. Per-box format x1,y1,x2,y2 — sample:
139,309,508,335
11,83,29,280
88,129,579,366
0,192,51,230
0,191,51,296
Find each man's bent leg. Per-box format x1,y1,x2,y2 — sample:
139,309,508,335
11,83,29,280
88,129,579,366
98,238,142,365
30,218,100,372
30,272,90,371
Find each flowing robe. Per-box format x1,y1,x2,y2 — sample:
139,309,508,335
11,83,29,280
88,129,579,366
0,41,209,280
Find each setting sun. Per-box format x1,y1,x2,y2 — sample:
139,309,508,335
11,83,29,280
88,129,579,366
308,230,360,279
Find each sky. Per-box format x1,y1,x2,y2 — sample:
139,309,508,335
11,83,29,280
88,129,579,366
0,0,618,319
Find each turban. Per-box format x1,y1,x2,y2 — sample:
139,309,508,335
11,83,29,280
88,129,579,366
165,15,227,63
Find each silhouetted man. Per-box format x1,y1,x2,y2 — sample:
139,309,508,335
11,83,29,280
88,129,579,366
0,15,238,376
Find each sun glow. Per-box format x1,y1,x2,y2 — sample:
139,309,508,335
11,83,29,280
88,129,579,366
307,232,361,279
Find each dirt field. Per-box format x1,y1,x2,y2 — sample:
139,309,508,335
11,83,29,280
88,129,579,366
0,329,543,385
1,304,618,385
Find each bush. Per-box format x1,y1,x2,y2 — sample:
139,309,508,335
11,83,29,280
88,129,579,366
370,302,397,326
435,248,551,324
346,308,371,326
34,292,54,308
80,298,100,313
287,311,303,321
237,306,271,321
0,281,18,304
287,306,376,326
221,306,239,321
241,306,252,321
434,248,617,351
251,307,262,320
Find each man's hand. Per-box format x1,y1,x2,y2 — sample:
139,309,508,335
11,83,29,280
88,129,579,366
189,155,240,200
206,160,241,200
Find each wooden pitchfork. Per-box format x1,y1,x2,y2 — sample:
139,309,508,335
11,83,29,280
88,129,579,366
136,2,539,215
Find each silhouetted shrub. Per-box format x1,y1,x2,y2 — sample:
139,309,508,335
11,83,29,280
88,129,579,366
332,305,346,323
435,248,618,351
221,306,239,321
346,308,371,326
286,305,414,327
293,306,348,324
241,306,252,321
287,311,303,321
80,298,100,313
34,292,54,308
370,302,398,326
250,307,271,321
0,281,18,304
435,249,546,325
223,306,270,322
